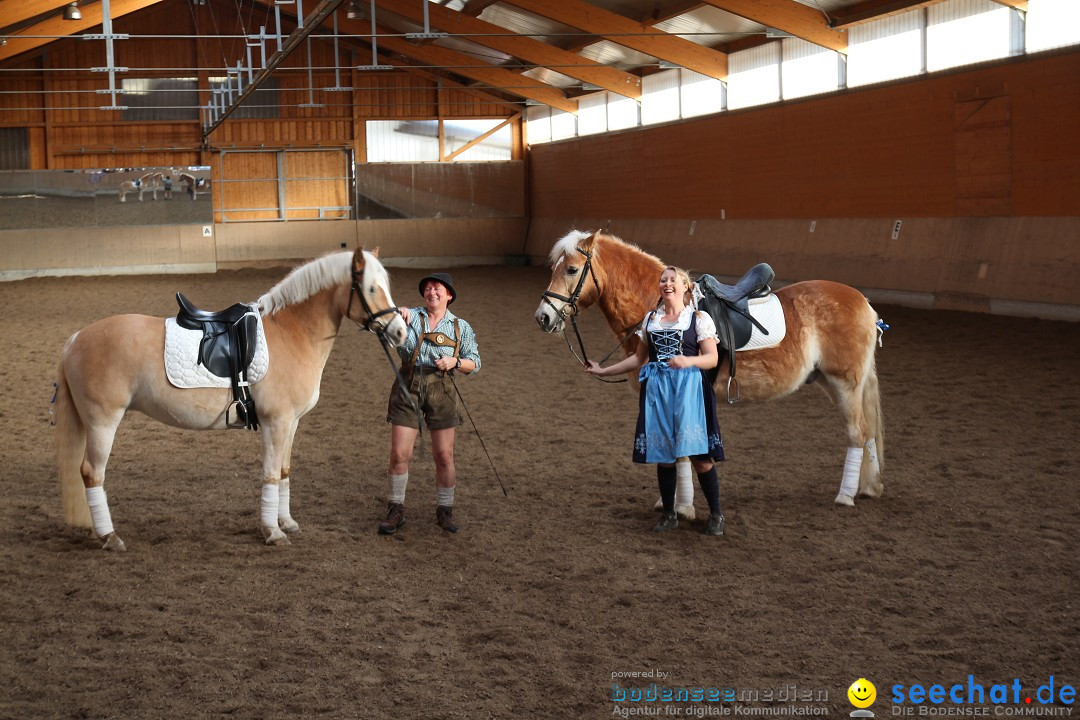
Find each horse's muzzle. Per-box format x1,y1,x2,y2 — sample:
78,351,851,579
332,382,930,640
535,306,563,334
385,316,408,347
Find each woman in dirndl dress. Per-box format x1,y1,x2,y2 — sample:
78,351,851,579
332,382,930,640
585,266,726,536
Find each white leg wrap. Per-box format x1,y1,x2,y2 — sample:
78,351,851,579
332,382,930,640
278,478,291,520
675,459,695,508
389,472,408,504
436,486,455,507
85,486,114,538
261,483,279,528
839,446,862,498
866,438,881,476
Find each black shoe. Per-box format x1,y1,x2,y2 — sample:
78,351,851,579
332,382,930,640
436,505,459,533
378,502,405,535
704,513,725,536
653,511,678,532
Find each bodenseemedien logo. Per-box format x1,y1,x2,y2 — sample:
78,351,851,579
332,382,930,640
849,678,877,718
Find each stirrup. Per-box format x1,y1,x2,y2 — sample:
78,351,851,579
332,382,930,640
226,399,255,429
726,376,741,404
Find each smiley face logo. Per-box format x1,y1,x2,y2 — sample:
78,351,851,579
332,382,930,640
848,678,877,709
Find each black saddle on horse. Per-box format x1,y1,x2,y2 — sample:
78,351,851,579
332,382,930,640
695,263,775,403
175,292,261,430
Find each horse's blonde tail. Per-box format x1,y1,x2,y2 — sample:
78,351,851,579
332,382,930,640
864,363,884,472
55,353,91,528
858,333,885,497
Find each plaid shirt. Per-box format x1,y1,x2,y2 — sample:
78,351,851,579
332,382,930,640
396,307,481,374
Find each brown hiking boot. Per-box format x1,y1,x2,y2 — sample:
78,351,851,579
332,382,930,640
377,502,405,535
435,505,459,533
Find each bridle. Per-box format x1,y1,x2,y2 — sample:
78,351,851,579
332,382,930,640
541,246,627,383
347,269,399,335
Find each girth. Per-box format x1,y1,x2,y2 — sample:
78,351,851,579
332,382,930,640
175,292,260,430
695,264,775,403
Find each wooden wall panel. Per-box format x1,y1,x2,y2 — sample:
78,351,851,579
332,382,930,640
219,151,279,221
283,150,348,219
529,49,1080,221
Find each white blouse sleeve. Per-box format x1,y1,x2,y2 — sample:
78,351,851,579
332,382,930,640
634,316,650,342
695,311,718,341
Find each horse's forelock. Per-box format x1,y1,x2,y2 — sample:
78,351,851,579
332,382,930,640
549,229,594,266
258,251,352,316
360,250,394,308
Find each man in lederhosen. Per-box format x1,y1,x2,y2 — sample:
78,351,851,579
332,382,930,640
379,272,481,535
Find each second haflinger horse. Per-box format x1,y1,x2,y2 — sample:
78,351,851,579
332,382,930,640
535,229,884,515
118,171,166,202
54,248,407,549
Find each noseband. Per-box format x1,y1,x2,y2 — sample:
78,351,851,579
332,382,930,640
541,246,598,361
541,248,626,383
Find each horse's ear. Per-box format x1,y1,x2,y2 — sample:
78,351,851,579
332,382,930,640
579,231,599,252
352,248,366,272
370,246,380,258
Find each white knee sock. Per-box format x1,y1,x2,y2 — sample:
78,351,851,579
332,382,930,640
85,486,114,538
436,486,455,507
840,446,862,498
260,483,279,528
278,477,291,520
389,472,408,504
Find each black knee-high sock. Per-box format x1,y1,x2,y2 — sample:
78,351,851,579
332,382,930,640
697,466,723,516
657,465,677,513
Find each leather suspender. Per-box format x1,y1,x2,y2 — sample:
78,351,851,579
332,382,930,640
406,317,461,372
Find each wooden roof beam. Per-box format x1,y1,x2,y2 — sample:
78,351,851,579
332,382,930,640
698,0,847,52
0,0,78,30
0,0,165,63
460,0,501,17
373,0,641,98
830,0,942,28
990,0,1027,10
340,18,580,113
498,0,728,80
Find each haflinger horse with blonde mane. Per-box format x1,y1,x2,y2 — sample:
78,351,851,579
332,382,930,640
54,248,407,550
535,230,884,513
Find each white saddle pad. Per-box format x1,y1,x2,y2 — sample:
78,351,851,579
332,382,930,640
164,309,269,389
739,294,786,352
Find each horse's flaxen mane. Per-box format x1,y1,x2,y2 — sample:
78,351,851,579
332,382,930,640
257,251,353,316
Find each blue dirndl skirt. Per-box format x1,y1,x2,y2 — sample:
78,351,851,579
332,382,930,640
632,362,724,464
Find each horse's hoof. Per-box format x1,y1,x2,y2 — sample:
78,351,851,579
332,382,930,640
279,517,301,534
262,526,290,545
676,505,696,521
834,493,856,507
859,481,884,498
101,533,127,552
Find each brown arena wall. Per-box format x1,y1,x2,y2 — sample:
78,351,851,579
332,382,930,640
524,48,1080,319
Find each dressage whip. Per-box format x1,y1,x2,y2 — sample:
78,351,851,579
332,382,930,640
448,373,507,496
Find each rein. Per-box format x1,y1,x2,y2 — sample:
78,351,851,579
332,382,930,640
347,271,422,425
541,246,627,384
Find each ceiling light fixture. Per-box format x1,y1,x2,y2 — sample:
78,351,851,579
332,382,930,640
63,2,81,20
346,0,366,20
